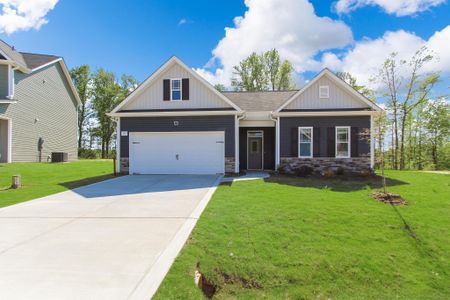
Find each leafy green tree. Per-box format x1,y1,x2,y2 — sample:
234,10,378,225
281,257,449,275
91,70,138,158
214,84,226,92
232,52,267,91
70,65,91,148
374,47,439,169
264,49,281,91
231,49,295,91
423,98,450,169
277,60,295,91
335,71,374,99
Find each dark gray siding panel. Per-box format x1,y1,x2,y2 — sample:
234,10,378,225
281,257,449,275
120,116,235,157
280,116,370,157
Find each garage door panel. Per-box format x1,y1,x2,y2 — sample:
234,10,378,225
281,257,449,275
129,132,225,175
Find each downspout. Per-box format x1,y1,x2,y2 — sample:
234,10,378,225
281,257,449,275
115,117,121,174
235,112,245,173
270,112,280,170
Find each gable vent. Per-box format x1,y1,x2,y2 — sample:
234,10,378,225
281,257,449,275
319,85,329,99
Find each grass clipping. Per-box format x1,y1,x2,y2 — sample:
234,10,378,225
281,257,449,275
371,191,407,206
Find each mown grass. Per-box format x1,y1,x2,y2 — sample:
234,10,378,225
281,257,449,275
155,171,450,299
0,160,114,208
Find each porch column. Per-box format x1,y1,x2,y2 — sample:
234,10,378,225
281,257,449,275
275,116,280,169
234,114,239,173
370,114,375,168
116,117,121,173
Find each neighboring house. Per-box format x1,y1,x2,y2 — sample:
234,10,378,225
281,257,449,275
109,56,381,175
0,40,80,163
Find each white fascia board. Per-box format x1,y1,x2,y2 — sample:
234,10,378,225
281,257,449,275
275,69,382,112
107,110,240,118
111,56,243,114
273,110,378,117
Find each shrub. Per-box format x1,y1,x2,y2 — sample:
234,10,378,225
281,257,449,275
78,148,98,159
335,166,344,176
295,165,313,177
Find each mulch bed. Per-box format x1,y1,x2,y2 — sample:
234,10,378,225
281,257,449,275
371,191,407,205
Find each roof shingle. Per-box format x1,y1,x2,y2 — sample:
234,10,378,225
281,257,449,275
223,90,298,111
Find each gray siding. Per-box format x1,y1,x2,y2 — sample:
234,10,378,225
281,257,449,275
0,65,8,99
120,116,235,157
280,116,370,157
284,76,369,110
0,63,78,162
122,63,232,111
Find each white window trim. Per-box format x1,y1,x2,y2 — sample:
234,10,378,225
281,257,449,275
170,78,182,101
6,64,14,99
319,85,329,99
298,127,313,158
335,126,351,158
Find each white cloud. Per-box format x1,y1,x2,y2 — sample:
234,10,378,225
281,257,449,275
319,26,450,88
178,18,187,26
0,0,58,34
334,0,446,16
195,0,353,86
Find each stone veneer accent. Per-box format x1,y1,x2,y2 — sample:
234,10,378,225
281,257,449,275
225,157,236,174
120,158,129,174
280,157,372,176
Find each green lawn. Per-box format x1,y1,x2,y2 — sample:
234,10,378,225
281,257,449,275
155,171,450,300
0,160,115,208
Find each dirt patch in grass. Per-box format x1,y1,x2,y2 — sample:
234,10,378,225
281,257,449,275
371,191,407,205
195,267,263,298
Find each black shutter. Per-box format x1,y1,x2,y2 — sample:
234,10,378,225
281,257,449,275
313,127,320,157
182,78,189,100
163,79,170,101
327,127,335,157
351,127,359,157
291,128,298,157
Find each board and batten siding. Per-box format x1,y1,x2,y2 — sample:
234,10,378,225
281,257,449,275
0,63,78,162
280,116,370,157
121,63,232,111
120,116,235,158
0,65,9,99
284,76,369,110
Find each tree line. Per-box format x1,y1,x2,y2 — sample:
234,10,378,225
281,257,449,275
70,66,138,158
70,48,449,169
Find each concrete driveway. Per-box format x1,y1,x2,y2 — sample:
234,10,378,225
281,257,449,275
0,175,221,300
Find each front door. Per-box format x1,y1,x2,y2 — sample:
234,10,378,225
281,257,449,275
247,131,263,170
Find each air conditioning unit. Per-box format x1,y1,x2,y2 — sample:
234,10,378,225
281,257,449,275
51,152,68,163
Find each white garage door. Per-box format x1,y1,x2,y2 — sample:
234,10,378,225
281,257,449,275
129,131,225,175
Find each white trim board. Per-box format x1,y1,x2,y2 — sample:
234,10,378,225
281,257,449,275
0,116,12,163
275,69,382,112
108,110,240,117
111,56,243,113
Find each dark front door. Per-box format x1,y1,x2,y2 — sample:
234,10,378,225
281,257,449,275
247,131,263,170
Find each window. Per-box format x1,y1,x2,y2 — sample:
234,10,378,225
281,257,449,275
319,85,329,98
171,79,181,100
336,126,350,158
251,141,259,153
298,127,313,158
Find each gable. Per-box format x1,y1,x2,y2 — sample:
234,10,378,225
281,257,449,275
283,74,371,111
120,61,234,111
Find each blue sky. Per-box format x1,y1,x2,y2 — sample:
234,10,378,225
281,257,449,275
0,0,449,94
